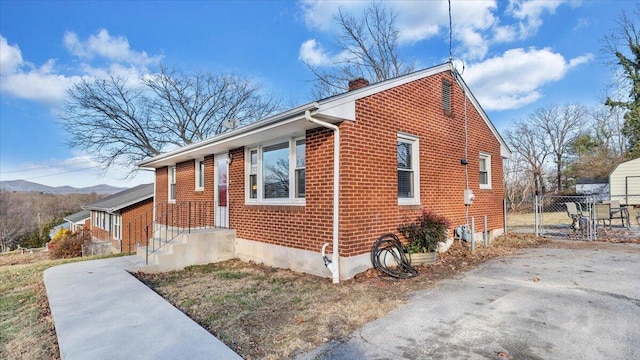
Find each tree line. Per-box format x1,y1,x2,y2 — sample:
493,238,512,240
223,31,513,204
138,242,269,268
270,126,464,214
0,191,102,252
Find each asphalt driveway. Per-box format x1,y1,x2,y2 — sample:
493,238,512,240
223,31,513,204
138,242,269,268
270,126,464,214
299,241,640,359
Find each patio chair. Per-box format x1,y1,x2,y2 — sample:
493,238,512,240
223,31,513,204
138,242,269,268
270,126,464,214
593,203,611,229
565,202,587,235
608,200,630,227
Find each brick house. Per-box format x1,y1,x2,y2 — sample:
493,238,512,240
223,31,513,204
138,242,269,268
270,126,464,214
138,63,510,282
83,183,154,253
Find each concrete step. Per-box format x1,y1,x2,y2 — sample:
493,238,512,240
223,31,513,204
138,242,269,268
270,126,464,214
137,229,236,273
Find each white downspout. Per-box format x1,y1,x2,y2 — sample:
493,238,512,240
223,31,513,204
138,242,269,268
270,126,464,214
305,109,340,284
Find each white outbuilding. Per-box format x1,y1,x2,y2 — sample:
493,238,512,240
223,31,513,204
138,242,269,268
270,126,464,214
609,157,640,205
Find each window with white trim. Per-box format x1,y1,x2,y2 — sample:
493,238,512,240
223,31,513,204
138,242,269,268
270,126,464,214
246,137,305,204
479,152,492,189
112,215,121,240
195,158,205,191
295,139,306,198
249,149,258,199
168,166,176,201
94,212,108,230
398,134,420,204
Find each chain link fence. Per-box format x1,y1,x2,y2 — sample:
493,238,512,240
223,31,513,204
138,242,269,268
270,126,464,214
506,194,640,241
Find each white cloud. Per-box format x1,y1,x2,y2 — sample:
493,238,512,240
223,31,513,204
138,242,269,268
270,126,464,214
298,39,331,66
0,63,81,104
300,0,366,31
500,0,568,41
0,36,81,104
464,47,592,111
0,36,23,75
0,30,162,105
298,0,577,64
63,29,162,66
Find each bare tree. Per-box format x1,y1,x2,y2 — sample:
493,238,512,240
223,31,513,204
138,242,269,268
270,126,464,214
504,121,551,196
60,67,283,173
566,106,627,181
305,1,415,99
590,105,627,157
0,190,32,252
504,153,533,210
529,104,588,192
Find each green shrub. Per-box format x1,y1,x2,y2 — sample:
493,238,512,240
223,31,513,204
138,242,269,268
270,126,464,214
398,209,451,253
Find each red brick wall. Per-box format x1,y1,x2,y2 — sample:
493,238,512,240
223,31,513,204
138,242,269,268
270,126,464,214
229,127,334,252
121,198,154,253
338,71,504,256
155,155,216,228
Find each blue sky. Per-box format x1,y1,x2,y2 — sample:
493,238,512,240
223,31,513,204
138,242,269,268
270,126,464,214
0,0,634,188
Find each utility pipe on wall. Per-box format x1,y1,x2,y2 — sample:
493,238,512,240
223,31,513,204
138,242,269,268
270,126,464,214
305,110,341,284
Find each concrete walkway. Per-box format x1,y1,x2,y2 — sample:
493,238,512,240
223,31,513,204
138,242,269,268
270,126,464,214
43,256,241,360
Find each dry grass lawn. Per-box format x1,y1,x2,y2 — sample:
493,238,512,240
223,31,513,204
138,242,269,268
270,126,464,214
135,233,550,359
0,250,124,360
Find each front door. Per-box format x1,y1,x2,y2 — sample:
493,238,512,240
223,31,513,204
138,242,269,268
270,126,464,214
214,154,229,228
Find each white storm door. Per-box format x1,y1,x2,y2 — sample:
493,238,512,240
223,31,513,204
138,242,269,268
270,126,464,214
214,154,229,228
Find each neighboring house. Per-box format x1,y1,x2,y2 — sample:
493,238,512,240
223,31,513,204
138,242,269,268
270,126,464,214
64,210,91,233
609,157,640,205
576,178,609,202
138,62,511,282
83,183,154,253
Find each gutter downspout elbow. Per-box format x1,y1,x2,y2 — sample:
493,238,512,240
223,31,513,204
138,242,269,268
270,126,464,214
305,110,340,284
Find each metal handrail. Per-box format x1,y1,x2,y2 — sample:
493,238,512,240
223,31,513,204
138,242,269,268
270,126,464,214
121,200,227,263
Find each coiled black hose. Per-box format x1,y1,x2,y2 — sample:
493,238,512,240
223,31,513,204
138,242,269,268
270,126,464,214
370,233,418,279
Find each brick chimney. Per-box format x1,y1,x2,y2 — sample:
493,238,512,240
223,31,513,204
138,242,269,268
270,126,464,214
348,77,369,91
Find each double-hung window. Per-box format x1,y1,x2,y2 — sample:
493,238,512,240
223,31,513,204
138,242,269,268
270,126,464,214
249,150,258,199
398,134,420,205
168,166,176,202
479,153,491,189
195,158,205,191
246,137,305,204
295,139,306,198
112,215,121,240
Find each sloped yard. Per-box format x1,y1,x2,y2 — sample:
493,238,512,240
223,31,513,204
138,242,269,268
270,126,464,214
0,251,126,360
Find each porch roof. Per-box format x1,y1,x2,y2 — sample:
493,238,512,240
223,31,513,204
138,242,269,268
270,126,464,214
64,210,90,224
83,183,154,214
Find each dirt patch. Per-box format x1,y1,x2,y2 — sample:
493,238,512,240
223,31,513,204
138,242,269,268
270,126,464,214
135,233,550,359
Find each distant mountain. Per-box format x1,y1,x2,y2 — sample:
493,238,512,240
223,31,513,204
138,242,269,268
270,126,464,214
0,180,127,195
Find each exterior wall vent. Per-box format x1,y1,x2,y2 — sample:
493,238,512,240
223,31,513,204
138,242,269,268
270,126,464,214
442,79,452,114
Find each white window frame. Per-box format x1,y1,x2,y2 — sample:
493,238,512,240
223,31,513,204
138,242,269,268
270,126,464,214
397,133,420,205
295,139,306,199
479,152,492,189
195,157,205,191
245,137,306,205
168,165,177,203
112,214,121,240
